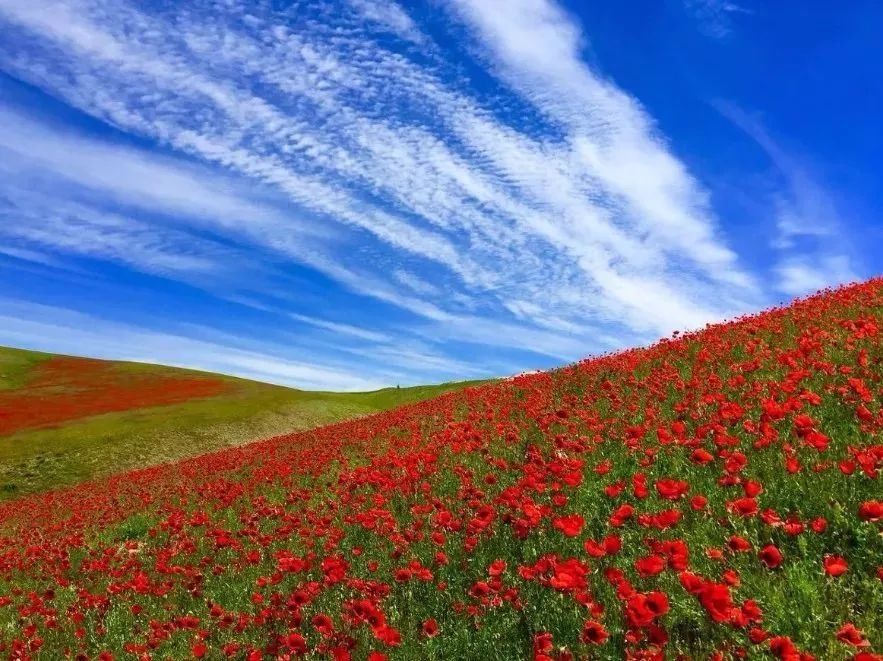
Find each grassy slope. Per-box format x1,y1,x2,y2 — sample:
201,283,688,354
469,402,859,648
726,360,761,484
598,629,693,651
0,345,486,498
0,345,50,390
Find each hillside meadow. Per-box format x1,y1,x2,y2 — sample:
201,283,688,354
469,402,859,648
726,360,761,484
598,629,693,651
0,281,880,658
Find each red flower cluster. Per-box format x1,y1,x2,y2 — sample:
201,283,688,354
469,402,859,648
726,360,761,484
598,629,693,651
0,356,228,435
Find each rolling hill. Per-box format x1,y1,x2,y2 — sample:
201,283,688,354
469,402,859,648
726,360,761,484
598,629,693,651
0,346,485,498
0,280,881,658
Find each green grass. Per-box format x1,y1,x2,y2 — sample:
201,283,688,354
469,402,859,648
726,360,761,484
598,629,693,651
0,345,54,391
0,345,487,498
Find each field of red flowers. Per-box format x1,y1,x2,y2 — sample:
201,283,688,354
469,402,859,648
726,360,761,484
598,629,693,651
0,356,228,436
0,280,881,660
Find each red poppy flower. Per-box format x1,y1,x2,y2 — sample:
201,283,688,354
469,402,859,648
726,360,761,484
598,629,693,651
691,448,714,465
552,514,584,537
632,473,649,499
470,581,491,598
421,619,439,638
635,555,666,577
603,534,622,555
722,568,740,587
533,631,554,657
488,559,507,576
783,519,805,536
759,544,783,569
373,625,402,647
837,623,870,647
698,582,735,623
656,478,689,500
582,533,619,559
769,636,798,659
650,508,683,529
728,535,752,553
581,620,609,645
852,653,883,661
859,500,883,522
609,504,634,527
743,480,763,497
604,482,624,498
583,538,605,558
283,634,307,654
730,497,758,517
625,591,669,628
824,554,849,577
312,613,334,636
549,558,589,592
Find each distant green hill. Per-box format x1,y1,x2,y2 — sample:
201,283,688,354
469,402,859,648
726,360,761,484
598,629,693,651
0,345,486,498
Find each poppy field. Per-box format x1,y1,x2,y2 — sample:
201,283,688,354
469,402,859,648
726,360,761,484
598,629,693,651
0,280,881,659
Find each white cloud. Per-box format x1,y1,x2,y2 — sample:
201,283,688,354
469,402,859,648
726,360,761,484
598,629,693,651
391,269,441,297
288,312,392,344
346,0,426,45
0,199,226,277
776,256,857,297
449,0,747,281
0,245,77,271
0,107,320,238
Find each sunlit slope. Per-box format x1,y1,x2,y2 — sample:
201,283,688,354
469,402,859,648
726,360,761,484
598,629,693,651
0,346,484,497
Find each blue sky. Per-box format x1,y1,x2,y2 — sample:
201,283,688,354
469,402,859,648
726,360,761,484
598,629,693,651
0,0,880,390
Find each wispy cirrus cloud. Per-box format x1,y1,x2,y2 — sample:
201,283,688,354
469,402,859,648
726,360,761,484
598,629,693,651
0,106,331,244
448,0,757,320
776,256,856,298
684,0,751,38
0,0,779,387
346,0,427,45
716,102,859,296
288,313,392,344
0,202,222,277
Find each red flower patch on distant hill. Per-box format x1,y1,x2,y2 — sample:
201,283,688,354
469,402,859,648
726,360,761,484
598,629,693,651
0,356,228,435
